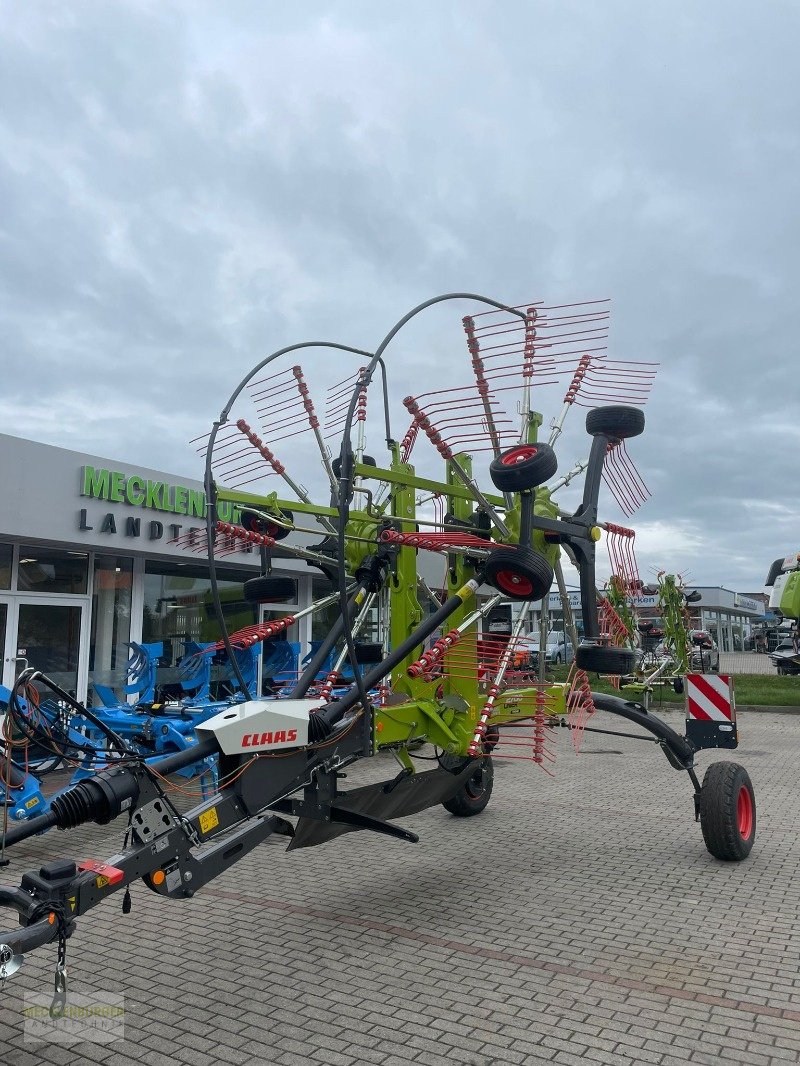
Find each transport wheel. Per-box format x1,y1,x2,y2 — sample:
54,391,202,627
575,643,636,675
352,642,384,665
332,455,375,478
585,405,645,440
243,576,297,603
442,757,494,817
673,677,685,694
489,442,558,493
700,762,756,861
483,725,500,753
240,507,293,540
482,547,554,602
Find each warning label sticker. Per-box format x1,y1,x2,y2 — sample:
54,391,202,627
199,807,220,835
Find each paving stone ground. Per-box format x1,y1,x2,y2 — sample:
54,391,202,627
0,708,798,1066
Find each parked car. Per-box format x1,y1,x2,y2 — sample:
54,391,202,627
770,638,800,675
689,630,720,672
527,631,574,665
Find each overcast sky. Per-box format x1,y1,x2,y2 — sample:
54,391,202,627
1,1,798,591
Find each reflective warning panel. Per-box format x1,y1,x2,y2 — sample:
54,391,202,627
685,674,737,750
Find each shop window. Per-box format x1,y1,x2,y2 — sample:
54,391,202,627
88,556,133,696
17,546,88,595
0,543,11,589
142,561,261,671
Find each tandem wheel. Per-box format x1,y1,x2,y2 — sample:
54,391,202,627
699,761,756,861
442,757,494,817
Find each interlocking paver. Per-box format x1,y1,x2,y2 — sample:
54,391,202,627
0,709,798,1065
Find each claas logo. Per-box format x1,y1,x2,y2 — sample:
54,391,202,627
242,729,298,747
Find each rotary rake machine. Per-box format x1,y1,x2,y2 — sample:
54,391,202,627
0,293,756,1007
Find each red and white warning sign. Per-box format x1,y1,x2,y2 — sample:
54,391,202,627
685,674,736,723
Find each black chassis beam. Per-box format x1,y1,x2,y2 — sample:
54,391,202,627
0,716,369,958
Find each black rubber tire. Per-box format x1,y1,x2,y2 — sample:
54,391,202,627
243,576,297,603
332,455,376,479
442,757,494,816
351,642,384,665
585,405,645,440
482,546,554,602
575,643,636,675
765,558,784,587
489,442,558,492
672,677,685,695
240,508,293,541
483,725,500,754
699,762,756,861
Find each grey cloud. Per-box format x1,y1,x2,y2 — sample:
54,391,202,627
1,0,798,589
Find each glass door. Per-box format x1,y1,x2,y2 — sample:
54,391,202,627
10,597,88,703
0,598,12,691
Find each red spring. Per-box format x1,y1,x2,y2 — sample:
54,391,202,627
200,614,296,653
400,414,421,462
532,687,548,764
605,523,641,597
379,529,496,553
563,353,592,404
566,668,596,753
407,628,462,678
215,520,277,549
317,670,340,702
521,306,538,381
235,418,285,475
402,396,453,461
293,366,320,430
598,597,630,646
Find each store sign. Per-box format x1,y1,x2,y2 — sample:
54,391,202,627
546,591,582,610
77,465,244,549
80,466,240,520
734,593,762,613
629,594,659,608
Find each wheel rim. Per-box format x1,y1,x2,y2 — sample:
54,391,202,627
501,445,537,466
494,570,534,596
737,785,754,840
465,766,487,799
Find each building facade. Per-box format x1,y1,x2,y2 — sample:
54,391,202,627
0,433,329,703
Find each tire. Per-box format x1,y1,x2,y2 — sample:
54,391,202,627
483,725,500,754
555,653,562,664
442,757,494,817
699,762,756,861
482,546,554,602
352,642,384,665
332,455,376,479
585,405,645,440
489,443,558,492
240,508,293,541
243,576,297,603
673,677,685,695
575,643,636,675
765,558,784,587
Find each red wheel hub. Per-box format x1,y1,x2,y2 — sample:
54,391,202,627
495,570,534,596
501,445,538,466
737,785,754,840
